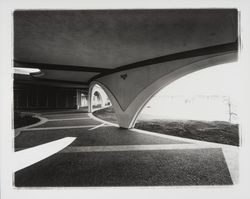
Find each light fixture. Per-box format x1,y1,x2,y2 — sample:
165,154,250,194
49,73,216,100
14,67,41,75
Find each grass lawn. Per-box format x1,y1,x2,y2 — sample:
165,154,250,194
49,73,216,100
14,111,40,129
93,107,239,146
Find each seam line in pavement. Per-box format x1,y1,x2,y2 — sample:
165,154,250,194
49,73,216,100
59,144,221,153
22,125,99,131
48,117,91,121
43,113,89,118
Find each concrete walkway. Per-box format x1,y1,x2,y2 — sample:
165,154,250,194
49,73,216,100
14,110,238,187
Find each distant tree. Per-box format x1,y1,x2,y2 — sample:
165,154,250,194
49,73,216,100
226,96,238,123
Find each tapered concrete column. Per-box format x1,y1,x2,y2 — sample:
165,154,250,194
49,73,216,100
90,50,238,129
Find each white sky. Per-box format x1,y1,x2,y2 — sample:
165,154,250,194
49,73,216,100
140,62,241,122
156,62,241,103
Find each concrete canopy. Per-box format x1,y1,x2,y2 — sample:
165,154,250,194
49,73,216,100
14,9,238,127
14,9,237,84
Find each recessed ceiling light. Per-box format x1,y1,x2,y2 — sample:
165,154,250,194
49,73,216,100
14,67,40,75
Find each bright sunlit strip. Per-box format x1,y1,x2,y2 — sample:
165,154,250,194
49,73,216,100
13,137,76,172
14,67,40,75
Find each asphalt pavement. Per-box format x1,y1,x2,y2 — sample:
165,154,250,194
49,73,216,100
14,111,237,187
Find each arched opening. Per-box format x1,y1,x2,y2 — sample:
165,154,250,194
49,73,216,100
134,62,240,146
89,84,112,110
88,83,118,123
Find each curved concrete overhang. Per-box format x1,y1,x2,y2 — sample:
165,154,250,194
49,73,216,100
94,50,237,128
126,52,238,128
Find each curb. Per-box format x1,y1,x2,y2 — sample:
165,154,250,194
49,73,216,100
88,113,119,127
89,112,238,149
14,113,48,137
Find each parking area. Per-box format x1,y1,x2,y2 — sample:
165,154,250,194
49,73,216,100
14,111,238,187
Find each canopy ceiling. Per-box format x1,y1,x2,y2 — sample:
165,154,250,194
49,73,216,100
14,9,238,86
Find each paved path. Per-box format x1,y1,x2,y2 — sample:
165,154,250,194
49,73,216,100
14,111,239,187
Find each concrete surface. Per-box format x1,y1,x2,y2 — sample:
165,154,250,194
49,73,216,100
14,111,238,187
